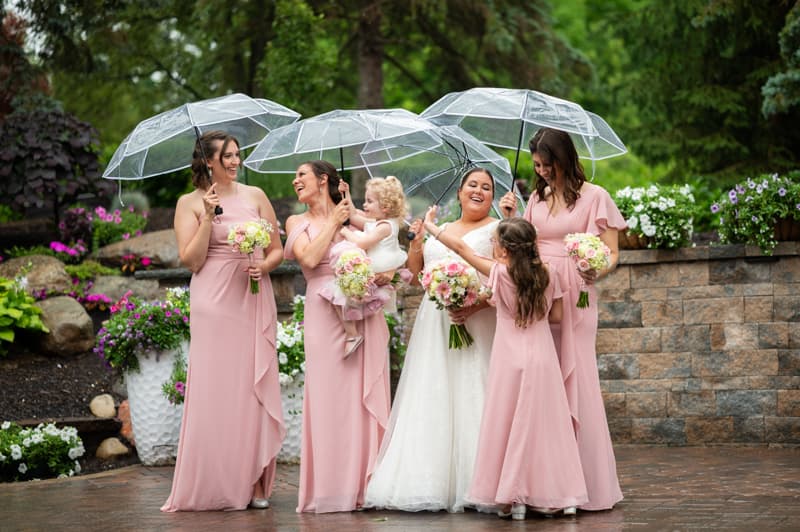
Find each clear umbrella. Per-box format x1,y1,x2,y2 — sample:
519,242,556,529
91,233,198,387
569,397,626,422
360,124,523,222
243,108,439,173
103,93,301,179
420,87,627,180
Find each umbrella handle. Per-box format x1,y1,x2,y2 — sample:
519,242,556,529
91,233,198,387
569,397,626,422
214,206,223,216
406,230,416,240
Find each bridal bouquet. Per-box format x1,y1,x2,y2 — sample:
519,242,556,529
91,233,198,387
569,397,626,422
419,258,483,349
333,248,376,302
227,219,272,294
564,232,611,308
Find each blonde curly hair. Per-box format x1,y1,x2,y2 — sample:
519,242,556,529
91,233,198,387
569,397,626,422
366,176,408,219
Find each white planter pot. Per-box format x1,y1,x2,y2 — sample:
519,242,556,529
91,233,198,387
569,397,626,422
278,373,304,464
125,342,188,466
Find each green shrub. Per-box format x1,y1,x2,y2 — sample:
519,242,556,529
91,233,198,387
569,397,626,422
0,276,49,357
614,184,696,248
711,171,800,255
0,421,85,481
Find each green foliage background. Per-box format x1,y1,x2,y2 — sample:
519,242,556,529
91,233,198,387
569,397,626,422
2,0,798,233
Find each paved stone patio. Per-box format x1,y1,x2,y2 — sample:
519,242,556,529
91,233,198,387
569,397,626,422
1,445,799,531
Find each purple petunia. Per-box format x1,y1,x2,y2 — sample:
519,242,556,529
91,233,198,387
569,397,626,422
711,203,720,213
778,188,787,196
728,190,738,204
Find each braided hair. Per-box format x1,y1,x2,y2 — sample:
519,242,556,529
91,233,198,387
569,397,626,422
496,218,549,327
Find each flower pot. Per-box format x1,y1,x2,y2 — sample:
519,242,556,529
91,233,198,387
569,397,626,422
618,229,651,250
277,373,304,464
124,342,188,466
773,217,800,241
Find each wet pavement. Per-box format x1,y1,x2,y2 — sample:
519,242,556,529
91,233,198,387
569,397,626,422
1,445,799,531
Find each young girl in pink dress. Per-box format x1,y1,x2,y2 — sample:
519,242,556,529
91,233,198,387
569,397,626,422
422,209,588,521
321,176,409,357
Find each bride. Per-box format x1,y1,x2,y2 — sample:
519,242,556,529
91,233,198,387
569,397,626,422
364,168,499,512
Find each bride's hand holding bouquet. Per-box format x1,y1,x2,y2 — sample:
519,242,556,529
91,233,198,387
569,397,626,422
418,208,486,349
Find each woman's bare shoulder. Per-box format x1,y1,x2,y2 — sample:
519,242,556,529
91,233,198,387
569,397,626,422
176,189,203,209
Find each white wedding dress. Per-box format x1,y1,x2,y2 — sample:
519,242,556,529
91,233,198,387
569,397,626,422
364,221,498,512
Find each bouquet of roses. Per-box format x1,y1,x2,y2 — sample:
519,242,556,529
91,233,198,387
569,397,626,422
564,232,611,308
419,258,483,349
227,219,272,294
334,248,376,302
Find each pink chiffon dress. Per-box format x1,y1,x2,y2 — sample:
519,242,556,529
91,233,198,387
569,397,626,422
467,263,588,509
284,220,391,513
524,182,625,510
161,194,285,512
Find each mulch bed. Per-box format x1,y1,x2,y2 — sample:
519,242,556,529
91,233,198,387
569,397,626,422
0,347,141,475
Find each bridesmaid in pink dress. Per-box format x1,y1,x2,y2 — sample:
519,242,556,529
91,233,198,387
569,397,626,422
162,131,285,511
500,128,625,511
422,211,587,520
283,160,391,513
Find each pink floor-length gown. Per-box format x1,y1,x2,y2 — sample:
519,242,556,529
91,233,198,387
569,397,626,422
284,221,390,513
162,194,286,512
467,263,588,509
524,182,625,510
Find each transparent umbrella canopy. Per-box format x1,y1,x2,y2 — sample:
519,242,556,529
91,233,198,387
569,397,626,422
359,125,523,219
103,93,301,179
243,108,439,173
421,87,627,178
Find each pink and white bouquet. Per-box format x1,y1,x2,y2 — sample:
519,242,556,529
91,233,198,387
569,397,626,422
334,248,376,302
419,258,483,349
564,232,612,308
227,219,272,294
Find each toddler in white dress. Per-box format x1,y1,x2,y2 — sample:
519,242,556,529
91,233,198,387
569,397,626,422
324,176,409,357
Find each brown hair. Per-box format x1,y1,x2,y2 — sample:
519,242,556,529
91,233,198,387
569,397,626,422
496,217,549,327
529,128,586,210
303,160,343,204
191,130,240,189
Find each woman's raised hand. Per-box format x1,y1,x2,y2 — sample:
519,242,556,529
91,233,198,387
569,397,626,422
203,183,219,219
424,205,438,226
499,191,517,218
332,198,352,225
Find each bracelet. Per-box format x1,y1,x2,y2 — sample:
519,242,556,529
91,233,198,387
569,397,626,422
435,226,445,240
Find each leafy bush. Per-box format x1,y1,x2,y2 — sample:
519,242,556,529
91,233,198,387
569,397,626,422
277,295,306,386
711,171,800,255
94,287,190,373
614,184,696,248
91,205,148,250
0,275,49,357
0,421,85,481
58,206,94,246
0,109,114,223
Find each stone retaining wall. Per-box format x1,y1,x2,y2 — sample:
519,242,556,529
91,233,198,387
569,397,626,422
592,242,799,445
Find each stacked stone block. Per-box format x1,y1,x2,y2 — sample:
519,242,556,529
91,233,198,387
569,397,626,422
596,243,800,445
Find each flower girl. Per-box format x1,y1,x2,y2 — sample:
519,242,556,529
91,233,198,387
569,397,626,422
422,208,588,520
322,176,409,357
